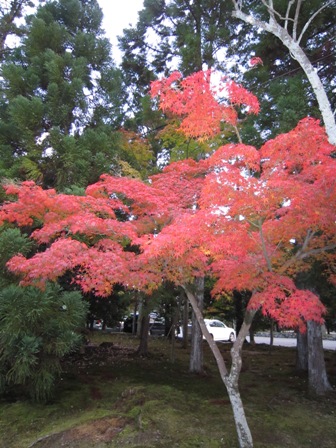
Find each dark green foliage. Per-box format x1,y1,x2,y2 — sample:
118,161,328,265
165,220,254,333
0,283,88,402
87,286,130,329
119,0,335,149
0,227,33,287
0,0,128,189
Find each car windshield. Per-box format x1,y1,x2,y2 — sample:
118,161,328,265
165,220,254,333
208,320,225,327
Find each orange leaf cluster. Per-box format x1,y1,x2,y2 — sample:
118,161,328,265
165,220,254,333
150,70,259,139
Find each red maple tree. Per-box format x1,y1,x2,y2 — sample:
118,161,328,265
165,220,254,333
150,69,259,141
2,71,335,448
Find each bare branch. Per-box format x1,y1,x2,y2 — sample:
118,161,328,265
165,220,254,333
261,0,295,24
285,0,295,30
292,0,302,41
259,222,273,272
297,0,335,44
279,229,336,274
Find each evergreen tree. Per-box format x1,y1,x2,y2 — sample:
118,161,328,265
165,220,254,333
0,0,136,189
118,0,237,165
0,226,33,287
0,283,87,402
0,0,35,61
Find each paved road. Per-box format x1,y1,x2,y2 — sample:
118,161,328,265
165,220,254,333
245,336,336,351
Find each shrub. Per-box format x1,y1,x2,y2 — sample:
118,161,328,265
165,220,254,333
0,283,88,402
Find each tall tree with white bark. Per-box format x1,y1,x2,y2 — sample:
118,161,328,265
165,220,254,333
231,0,336,144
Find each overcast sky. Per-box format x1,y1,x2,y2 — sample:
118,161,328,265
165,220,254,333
97,0,144,62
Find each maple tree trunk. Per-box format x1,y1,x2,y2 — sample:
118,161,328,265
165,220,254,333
228,309,256,448
307,320,332,395
183,285,256,448
189,277,204,373
296,330,308,371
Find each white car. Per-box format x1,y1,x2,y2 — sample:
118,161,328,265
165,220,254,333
204,319,236,342
176,319,236,342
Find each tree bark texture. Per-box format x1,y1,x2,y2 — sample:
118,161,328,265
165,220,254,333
307,320,332,395
189,276,204,373
137,314,150,357
296,330,308,371
182,292,189,349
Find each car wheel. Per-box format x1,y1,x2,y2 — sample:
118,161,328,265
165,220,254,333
229,332,235,342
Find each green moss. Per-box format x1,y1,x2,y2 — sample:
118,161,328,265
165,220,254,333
1,334,336,448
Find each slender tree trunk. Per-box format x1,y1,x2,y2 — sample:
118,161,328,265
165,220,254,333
137,314,150,356
234,290,245,336
182,292,189,349
183,284,256,448
170,307,178,363
132,299,138,335
225,380,253,448
189,277,204,373
249,327,255,345
307,320,332,395
296,330,308,371
136,299,142,337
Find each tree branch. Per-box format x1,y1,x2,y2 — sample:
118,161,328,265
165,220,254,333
279,229,336,274
284,0,295,30
259,222,273,272
292,0,302,41
297,0,335,45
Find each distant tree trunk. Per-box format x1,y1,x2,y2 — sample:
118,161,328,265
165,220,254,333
132,299,138,335
136,299,142,337
137,314,150,357
182,291,189,349
249,327,255,345
234,290,245,335
170,307,178,363
296,330,308,371
88,317,94,331
307,320,332,395
269,320,274,347
189,277,204,373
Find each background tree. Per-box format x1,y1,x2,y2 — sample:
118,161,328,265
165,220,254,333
231,0,336,144
118,0,335,149
118,0,239,166
0,226,33,287
0,0,36,61
0,0,153,189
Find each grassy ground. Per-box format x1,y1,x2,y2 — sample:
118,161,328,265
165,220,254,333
0,332,335,448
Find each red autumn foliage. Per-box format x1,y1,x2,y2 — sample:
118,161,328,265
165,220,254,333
249,57,263,67
150,70,259,139
1,69,335,331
